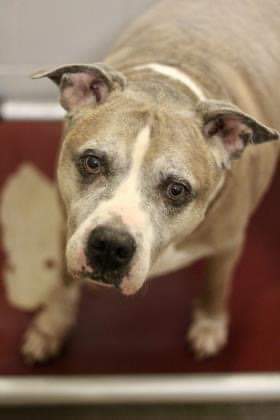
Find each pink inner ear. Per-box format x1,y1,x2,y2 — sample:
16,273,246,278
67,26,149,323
204,116,252,157
222,118,246,155
60,72,108,111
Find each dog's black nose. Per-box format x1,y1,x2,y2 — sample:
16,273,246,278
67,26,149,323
86,226,136,274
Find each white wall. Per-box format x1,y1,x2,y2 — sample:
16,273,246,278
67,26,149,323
0,0,156,100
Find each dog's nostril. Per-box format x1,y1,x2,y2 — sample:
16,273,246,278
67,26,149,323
115,245,131,260
91,239,107,253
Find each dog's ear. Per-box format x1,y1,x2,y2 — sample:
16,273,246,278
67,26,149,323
31,63,127,112
197,100,280,168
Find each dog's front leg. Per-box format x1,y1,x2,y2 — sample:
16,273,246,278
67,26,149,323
21,280,80,364
188,241,243,358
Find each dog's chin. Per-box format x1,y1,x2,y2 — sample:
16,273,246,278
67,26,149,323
74,270,142,296
68,256,147,296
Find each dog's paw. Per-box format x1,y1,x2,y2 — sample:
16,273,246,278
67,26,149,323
187,308,228,359
21,325,62,365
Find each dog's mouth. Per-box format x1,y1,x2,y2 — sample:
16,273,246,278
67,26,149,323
77,268,141,296
69,260,145,297
80,268,124,289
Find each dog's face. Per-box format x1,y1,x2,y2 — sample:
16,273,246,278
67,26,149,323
33,63,279,295
58,98,221,295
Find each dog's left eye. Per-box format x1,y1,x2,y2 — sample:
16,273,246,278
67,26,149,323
167,182,186,199
80,155,102,175
163,179,194,206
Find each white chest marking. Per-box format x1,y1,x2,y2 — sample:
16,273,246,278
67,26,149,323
133,63,206,100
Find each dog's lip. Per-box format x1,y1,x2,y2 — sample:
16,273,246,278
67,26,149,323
119,280,140,296
80,270,122,289
71,269,138,293
85,277,114,289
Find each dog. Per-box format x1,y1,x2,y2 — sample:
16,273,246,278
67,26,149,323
22,0,280,363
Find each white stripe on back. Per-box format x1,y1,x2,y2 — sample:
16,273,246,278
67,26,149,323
133,63,205,100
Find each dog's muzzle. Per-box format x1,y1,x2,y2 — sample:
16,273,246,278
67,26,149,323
85,226,136,287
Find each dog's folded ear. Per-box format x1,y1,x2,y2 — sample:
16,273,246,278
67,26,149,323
31,63,127,112
197,100,280,168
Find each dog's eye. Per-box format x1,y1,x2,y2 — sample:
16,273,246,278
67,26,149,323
165,181,193,205
80,155,102,175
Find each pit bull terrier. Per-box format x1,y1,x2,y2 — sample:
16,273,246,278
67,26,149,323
22,0,280,363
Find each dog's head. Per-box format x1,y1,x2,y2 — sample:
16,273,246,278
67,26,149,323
33,63,279,295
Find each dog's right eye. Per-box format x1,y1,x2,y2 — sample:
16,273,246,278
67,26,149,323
83,155,102,174
79,154,103,176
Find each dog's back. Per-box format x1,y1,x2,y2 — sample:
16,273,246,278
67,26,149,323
108,0,280,126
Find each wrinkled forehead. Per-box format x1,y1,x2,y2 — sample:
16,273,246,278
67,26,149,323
63,101,148,157
144,113,209,187
63,102,209,186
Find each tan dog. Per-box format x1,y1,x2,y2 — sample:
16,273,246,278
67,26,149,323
22,0,280,363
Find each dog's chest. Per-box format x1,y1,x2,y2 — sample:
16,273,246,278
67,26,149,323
149,243,212,278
